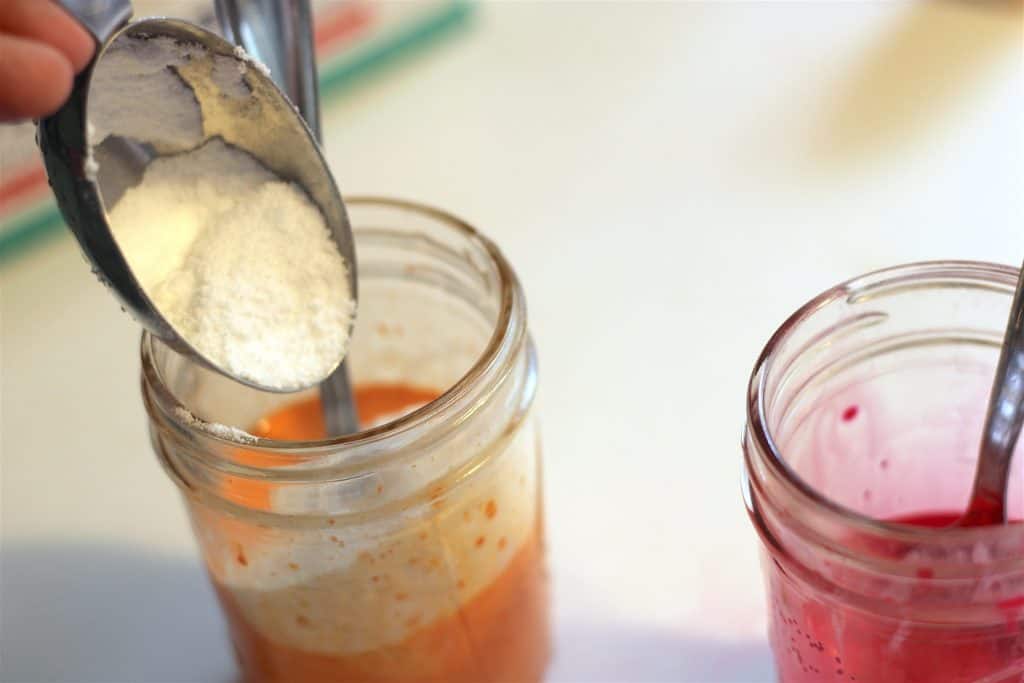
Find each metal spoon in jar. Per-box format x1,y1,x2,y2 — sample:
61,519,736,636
38,2,359,433
960,260,1024,526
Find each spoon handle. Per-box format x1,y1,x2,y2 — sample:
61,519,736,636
214,0,321,139
57,0,133,45
216,0,360,436
963,261,1024,526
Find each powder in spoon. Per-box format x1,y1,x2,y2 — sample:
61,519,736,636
107,137,354,391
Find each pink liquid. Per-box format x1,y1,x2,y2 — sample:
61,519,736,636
769,512,1024,682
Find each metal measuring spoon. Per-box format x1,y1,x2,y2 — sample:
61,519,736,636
960,261,1024,526
38,5,359,431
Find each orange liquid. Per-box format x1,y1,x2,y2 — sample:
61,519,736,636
250,385,440,440
216,384,550,683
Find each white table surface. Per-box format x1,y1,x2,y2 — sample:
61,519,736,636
2,2,1022,681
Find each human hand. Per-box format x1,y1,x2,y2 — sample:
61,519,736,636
0,0,95,122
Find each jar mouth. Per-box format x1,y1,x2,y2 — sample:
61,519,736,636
141,196,527,458
746,260,1021,543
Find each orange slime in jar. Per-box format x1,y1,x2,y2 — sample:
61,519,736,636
214,385,550,683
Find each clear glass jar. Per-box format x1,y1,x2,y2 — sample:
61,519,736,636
743,262,1024,683
142,198,549,682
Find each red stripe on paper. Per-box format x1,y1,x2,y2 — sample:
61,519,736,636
0,164,48,212
315,2,374,50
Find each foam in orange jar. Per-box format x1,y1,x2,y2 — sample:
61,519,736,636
197,384,550,683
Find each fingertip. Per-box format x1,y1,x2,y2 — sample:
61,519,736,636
55,6,96,73
0,36,74,120
0,0,96,75
45,55,76,116
34,45,75,117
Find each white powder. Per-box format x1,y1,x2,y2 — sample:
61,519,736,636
84,122,98,181
89,36,206,153
108,138,354,391
233,45,272,77
89,36,268,153
174,406,257,444
84,151,99,181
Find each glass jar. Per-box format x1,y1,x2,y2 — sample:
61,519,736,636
743,262,1024,683
142,198,549,683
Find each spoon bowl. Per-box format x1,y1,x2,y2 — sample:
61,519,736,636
38,17,358,394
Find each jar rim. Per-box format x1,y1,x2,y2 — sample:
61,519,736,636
746,259,1022,543
141,196,527,460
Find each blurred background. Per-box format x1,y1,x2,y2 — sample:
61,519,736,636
1,1,1021,681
